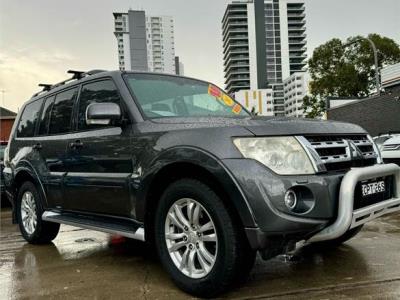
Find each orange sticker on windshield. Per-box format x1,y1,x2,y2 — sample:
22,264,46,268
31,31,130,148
222,94,234,107
232,104,242,114
208,84,222,98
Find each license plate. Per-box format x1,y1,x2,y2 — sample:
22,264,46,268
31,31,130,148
361,181,385,197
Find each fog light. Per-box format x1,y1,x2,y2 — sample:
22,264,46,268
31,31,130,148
284,189,297,210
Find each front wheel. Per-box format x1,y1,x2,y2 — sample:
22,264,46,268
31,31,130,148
154,179,256,297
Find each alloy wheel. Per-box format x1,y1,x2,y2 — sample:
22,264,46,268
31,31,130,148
165,198,218,279
20,191,37,235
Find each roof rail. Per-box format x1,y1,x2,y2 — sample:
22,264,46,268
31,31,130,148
31,69,107,98
38,84,52,91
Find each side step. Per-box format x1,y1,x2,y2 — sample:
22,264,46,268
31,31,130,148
42,211,145,241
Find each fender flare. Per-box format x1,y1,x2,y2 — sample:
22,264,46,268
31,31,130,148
13,160,48,206
135,146,257,228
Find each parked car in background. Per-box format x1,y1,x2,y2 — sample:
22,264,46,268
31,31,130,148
3,70,400,297
1,141,9,205
374,133,400,166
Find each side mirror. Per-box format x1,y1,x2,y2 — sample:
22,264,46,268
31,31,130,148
86,103,122,126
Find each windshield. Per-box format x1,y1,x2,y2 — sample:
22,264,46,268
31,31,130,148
125,74,250,119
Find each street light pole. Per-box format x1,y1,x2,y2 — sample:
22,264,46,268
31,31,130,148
344,37,380,96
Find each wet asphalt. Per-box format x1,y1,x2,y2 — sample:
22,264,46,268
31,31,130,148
1,207,400,300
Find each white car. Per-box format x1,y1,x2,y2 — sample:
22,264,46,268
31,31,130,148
375,134,400,166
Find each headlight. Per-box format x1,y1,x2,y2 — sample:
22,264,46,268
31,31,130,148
233,136,315,175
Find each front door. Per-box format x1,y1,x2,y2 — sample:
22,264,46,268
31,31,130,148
63,79,134,217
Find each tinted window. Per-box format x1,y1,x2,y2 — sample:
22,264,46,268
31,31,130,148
38,95,55,135
78,80,121,130
17,99,43,137
49,88,78,134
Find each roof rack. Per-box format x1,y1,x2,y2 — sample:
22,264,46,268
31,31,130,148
32,69,107,98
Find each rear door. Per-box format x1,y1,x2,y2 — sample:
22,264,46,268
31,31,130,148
37,87,78,209
62,79,133,217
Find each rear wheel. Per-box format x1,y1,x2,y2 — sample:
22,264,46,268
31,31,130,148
16,181,60,244
154,179,256,297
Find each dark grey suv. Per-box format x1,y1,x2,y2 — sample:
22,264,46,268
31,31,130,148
3,70,400,297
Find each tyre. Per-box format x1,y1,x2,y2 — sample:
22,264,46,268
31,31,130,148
16,181,60,244
313,225,364,248
154,178,256,298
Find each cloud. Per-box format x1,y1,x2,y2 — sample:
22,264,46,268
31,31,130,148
0,46,75,112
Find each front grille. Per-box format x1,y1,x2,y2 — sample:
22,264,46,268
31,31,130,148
303,135,378,172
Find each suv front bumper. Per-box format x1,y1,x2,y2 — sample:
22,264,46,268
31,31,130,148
223,159,400,250
307,163,400,243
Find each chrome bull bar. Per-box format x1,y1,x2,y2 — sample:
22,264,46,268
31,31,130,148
308,163,400,243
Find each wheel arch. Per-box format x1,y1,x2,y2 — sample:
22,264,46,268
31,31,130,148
137,147,257,241
11,163,47,223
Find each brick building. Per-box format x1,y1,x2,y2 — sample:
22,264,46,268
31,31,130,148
0,107,17,142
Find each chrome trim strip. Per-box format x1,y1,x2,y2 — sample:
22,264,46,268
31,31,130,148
308,163,400,243
42,211,145,241
368,134,383,164
295,136,326,173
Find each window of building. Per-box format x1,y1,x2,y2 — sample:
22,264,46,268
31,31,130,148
17,99,43,137
48,88,78,135
77,80,122,130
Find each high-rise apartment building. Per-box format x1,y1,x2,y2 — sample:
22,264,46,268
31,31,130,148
222,0,307,116
283,72,310,117
113,11,176,74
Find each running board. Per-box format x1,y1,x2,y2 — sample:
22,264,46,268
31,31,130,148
42,211,145,241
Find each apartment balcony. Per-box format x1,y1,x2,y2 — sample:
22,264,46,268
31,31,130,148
224,67,250,78
222,35,248,48
288,39,307,45
223,61,249,73
287,13,306,19
287,5,305,12
224,55,250,67
289,46,307,53
289,52,307,59
288,33,307,39
226,28,248,35
222,21,248,35
225,75,250,86
222,15,248,28
288,25,306,32
223,29,248,43
226,82,251,93
288,19,306,25
223,42,249,54
223,48,249,60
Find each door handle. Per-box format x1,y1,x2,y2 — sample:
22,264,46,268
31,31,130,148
32,143,42,150
69,140,84,149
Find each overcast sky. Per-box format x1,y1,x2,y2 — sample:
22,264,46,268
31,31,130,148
0,0,399,112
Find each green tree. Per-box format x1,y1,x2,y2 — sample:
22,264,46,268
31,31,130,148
302,34,400,118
